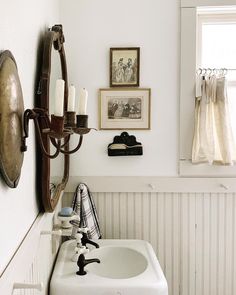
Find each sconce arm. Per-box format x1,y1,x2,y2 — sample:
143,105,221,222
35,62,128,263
22,108,62,159
60,135,83,154
34,117,62,159
51,135,83,155
21,109,39,152
50,134,71,149
22,109,32,145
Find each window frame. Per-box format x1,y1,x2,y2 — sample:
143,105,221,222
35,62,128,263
179,6,236,177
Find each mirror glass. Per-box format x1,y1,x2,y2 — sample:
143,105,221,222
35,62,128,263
50,44,65,196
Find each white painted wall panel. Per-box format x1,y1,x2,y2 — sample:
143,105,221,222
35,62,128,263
0,207,61,295
0,0,59,276
55,0,180,177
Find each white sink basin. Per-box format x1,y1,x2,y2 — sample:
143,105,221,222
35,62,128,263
50,239,168,295
85,246,147,279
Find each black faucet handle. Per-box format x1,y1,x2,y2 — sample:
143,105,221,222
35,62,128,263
76,254,100,276
77,253,85,267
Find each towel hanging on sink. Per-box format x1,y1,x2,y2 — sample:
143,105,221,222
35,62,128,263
72,183,101,239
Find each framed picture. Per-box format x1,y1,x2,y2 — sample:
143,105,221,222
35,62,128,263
99,88,151,130
110,47,140,87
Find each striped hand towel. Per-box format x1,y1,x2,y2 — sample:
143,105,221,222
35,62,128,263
72,183,101,239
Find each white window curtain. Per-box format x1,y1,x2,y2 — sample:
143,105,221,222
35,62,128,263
192,74,236,165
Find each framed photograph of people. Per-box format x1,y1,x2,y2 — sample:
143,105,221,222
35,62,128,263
110,47,140,87
99,88,151,130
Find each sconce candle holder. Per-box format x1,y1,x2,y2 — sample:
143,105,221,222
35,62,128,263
50,114,65,134
76,114,88,128
65,111,76,128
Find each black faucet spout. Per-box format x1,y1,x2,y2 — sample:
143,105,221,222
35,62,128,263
84,258,100,266
81,233,100,248
76,254,100,276
84,239,100,248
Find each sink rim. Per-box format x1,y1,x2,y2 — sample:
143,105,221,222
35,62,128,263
50,239,168,295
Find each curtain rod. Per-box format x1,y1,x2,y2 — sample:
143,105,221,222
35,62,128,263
197,67,236,70
197,68,236,74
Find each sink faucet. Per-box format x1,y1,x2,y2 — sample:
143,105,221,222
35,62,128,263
76,254,100,276
81,232,100,249
69,220,100,249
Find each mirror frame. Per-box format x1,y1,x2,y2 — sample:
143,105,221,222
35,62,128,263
38,24,69,212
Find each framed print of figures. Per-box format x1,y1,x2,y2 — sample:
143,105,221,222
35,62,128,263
110,47,140,87
99,88,151,130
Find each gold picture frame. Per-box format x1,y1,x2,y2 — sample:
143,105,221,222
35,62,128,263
110,47,140,87
99,88,151,130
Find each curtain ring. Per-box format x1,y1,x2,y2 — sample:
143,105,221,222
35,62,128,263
207,68,212,75
202,68,207,75
196,68,202,75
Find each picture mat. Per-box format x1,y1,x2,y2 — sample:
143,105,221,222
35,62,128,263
100,89,150,129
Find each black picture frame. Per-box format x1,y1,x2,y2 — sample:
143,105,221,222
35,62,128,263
110,47,140,87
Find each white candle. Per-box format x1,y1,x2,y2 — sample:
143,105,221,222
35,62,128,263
78,88,88,115
67,84,75,112
54,79,65,116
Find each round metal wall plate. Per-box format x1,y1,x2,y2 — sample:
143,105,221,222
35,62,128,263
0,50,24,188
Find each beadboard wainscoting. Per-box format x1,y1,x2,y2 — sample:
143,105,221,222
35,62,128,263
63,184,236,295
0,203,61,295
3,176,236,295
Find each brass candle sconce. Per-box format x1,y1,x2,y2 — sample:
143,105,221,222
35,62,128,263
0,25,94,213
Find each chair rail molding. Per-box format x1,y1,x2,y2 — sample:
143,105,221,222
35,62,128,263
181,0,236,7
51,176,236,193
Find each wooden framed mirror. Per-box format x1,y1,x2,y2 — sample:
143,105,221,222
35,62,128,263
38,25,69,212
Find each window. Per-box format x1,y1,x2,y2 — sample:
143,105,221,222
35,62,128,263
180,6,236,176
198,12,236,139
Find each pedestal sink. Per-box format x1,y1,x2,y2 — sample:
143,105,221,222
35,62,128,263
50,239,168,295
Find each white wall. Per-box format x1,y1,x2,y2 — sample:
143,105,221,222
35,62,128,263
58,0,180,177
0,0,59,275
